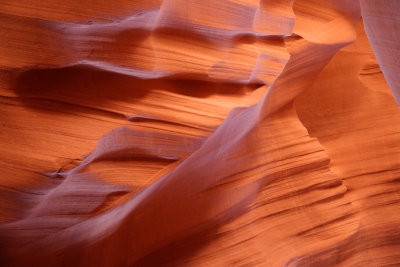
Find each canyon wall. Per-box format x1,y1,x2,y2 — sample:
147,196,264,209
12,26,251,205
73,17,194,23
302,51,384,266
0,0,399,266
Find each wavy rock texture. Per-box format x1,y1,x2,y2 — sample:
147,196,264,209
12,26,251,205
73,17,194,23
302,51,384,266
0,0,399,266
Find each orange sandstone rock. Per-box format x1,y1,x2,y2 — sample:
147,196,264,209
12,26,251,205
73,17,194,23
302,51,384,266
0,0,399,266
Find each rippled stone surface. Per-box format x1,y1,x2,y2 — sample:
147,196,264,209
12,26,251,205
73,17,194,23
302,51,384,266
0,0,399,266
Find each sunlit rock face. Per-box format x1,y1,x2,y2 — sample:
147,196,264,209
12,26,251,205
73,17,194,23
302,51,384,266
0,0,399,266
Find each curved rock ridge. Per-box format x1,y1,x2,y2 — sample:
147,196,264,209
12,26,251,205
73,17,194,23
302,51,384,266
0,0,399,266
359,0,400,105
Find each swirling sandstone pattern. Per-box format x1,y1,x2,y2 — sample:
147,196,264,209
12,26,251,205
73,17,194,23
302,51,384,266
0,0,399,266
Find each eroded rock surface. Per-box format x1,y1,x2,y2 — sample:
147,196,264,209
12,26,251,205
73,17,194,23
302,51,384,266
0,0,399,266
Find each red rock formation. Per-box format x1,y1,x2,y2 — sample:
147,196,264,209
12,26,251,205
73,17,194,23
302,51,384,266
0,0,399,266
359,0,400,104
